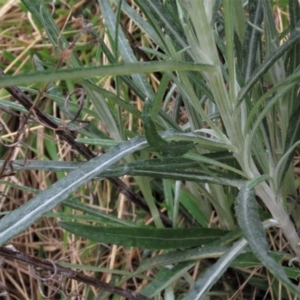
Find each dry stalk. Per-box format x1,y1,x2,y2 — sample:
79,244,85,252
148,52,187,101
0,245,150,300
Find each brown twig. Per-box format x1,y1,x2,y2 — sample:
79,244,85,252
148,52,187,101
63,87,90,131
0,111,29,178
0,245,151,300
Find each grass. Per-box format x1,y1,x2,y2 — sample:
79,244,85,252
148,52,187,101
1,0,300,299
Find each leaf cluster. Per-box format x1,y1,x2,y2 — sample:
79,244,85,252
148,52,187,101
1,0,300,299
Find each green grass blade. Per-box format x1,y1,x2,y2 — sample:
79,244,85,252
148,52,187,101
183,237,248,300
275,141,300,191
263,0,285,85
242,0,263,81
135,0,188,52
140,262,194,298
111,0,161,46
21,0,63,49
237,26,300,105
277,106,300,188
98,0,154,98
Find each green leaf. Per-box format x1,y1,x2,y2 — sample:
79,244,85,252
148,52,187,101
0,135,149,245
263,0,285,85
142,99,169,150
136,229,242,275
184,152,246,178
0,158,246,188
178,189,209,227
63,198,135,227
22,0,121,140
134,0,188,53
0,61,216,88
235,184,300,297
98,0,154,99
137,246,227,274
140,262,194,298
183,237,249,300
142,99,194,156
75,138,120,147
237,25,300,105
182,219,282,299
230,251,284,268
277,106,300,189
111,0,161,46
242,0,263,81
274,140,300,191
59,223,227,250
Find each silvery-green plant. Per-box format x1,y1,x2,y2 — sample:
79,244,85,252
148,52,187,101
1,0,300,298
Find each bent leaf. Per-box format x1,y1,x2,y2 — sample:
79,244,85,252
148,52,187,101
235,184,300,297
142,99,194,156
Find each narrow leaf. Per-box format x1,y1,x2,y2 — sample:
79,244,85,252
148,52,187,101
235,185,300,297
0,61,216,88
237,26,300,105
142,100,194,156
140,262,193,298
0,135,149,245
59,223,227,250
183,237,249,300
137,246,227,274
63,199,135,227
242,0,263,81
99,0,154,98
